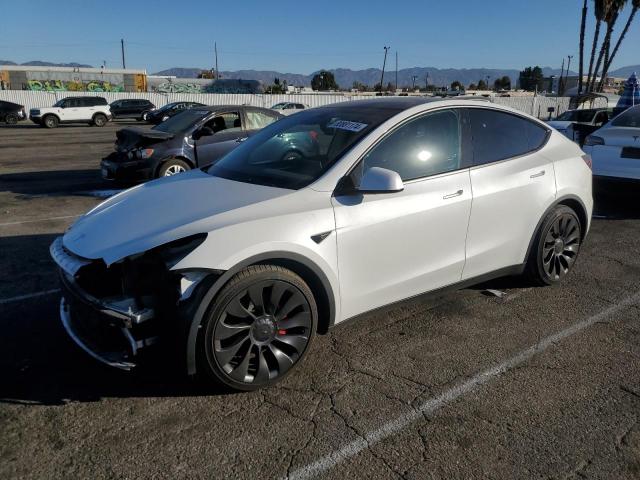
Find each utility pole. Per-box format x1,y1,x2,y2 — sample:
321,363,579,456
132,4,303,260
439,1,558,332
120,39,126,69
558,57,565,95
395,51,398,93
565,55,573,95
379,46,389,93
412,75,418,90
214,42,219,80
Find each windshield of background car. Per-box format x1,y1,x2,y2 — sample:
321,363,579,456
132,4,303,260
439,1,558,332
611,107,640,128
207,106,400,189
153,109,209,134
271,103,286,109
557,110,596,122
53,99,65,107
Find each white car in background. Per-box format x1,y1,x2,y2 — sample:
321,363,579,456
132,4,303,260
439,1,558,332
29,96,112,128
271,102,308,115
50,98,592,391
583,104,640,181
547,108,610,140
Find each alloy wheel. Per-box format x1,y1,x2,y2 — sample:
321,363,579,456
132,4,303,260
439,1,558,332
164,165,185,176
542,213,580,281
213,280,312,385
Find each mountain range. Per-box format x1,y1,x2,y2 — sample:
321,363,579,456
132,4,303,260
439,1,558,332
2,60,637,88
153,65,639,88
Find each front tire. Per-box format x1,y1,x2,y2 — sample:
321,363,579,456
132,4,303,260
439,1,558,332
43,115,58,128
93,113,107,127
5,113,18,125
198,265,317,391
526,205,582,285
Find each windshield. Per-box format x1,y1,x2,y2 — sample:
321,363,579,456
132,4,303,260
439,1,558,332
557,110,597,122
153,109,209,133
207,106,397,190
611,106,640,128
271,103,286,110
53,99,65,107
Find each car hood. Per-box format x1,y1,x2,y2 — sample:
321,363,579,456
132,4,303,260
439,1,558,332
547,121,573,130
63,169,292,265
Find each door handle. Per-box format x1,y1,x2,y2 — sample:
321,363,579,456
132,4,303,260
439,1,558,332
235,137,248,143
443,189,463,199
530,170,545,178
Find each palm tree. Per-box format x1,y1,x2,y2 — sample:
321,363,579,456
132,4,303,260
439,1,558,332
578,0,588,94
586,0,608,92
600,0,640,87
593,0,627,92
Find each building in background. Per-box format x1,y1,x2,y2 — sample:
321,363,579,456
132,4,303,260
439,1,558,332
0,65,147,92
545,75,627,95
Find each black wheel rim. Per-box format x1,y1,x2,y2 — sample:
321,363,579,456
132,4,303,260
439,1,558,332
542,213,580,281
213,280,312,385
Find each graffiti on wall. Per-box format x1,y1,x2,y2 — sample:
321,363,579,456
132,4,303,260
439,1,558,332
26,79,124,92
156,82,203,93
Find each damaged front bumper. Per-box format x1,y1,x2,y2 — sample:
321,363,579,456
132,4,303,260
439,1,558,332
51,237,160,370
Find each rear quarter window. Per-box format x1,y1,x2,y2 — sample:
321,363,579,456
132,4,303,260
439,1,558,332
468,108,549,166
611,107,640,128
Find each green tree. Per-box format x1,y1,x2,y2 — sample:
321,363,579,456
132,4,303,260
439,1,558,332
352,81,368,92
477,79,488,90
468,83,478,90
593,0,627,92
311,70,339,91
266,77,286,94
518,66,544,91
494,75,511,90
450,80,464,90
578,0,588,93
599,0,638,91
586,0,607,91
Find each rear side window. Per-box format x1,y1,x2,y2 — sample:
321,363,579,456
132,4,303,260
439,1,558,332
611,107,640,127
468,109,548,166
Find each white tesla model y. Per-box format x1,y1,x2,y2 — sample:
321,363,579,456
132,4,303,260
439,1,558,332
51,98,593,390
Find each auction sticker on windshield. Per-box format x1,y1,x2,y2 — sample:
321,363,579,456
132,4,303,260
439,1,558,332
327,119,368,132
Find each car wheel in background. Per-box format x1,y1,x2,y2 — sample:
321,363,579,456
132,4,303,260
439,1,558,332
43,115,58,128
198,265,317,391
93,113,107,127
526,205,582,285
158,159,191,177
139,111,150,121
5,113,18,125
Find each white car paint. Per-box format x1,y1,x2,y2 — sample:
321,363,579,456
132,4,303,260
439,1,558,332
583,105,640,180
59,99,592,328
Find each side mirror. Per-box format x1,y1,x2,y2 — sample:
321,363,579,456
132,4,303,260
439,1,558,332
194,126,214,140
358,167,404,193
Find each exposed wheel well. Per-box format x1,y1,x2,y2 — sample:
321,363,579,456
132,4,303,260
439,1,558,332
253,258,332,334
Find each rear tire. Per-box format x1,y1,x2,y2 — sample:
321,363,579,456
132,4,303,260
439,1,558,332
93,113,107,127
197,265,317,391
43,115,58,128
525,205,582,285
158,158,191,177
5,113,18,125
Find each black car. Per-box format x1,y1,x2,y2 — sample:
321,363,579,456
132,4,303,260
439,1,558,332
101,105,283,182
109,99,155,120
0,100,27,124
144,101,206,124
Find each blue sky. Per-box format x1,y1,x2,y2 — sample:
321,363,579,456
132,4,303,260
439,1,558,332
2,0,639,74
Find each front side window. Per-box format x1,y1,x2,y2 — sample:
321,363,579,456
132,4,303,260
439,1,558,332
153,109,209,133
361,109,462,181
468,109,548,166
246,110,278,130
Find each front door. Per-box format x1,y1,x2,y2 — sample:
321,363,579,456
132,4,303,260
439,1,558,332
195,111,245,167
332,108,473,319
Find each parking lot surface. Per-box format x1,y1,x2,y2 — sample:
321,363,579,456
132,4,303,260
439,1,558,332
1,122,639,479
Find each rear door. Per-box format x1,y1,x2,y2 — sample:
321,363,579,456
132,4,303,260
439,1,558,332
462,107,554,280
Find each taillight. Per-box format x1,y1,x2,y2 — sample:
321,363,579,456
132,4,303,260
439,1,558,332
581,154,592,170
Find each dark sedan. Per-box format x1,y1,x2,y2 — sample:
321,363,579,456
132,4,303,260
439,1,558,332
0,100,27,124
110,99,155,120
144,101,206,124
101,105,284,182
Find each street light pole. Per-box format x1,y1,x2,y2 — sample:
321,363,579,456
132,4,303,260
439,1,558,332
380,46,390,93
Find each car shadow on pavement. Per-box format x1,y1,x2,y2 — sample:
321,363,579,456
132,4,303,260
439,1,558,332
0,234,231,406
0,169,117,197
593,180,640,220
